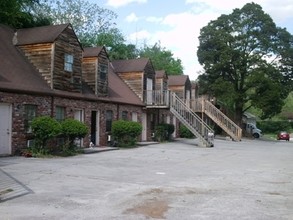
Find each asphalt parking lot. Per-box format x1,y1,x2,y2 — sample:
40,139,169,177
1,138,293,220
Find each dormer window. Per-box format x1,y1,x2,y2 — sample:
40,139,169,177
64,54,73,72
99,63,108,80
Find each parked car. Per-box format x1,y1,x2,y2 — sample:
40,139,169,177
277,131,290,141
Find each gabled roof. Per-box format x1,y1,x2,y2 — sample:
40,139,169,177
83,47,107,58
0,24,52,93
191,82,198,89
168,75,189,86
155,70,167,79
0,24,144,106
108,66,144,105
15,23,71,45
111,58,150,72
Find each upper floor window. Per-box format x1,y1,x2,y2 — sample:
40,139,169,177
56,106,65,122
99,63,108,81
24,104,37,133
64,54,73,72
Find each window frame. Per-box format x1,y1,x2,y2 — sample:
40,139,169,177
24,104,37,133
64,53,73,72
106,110,113,132
55,106,65,122
121,111,128,121
99,63,108,81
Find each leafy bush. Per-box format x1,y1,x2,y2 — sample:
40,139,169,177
112,120,142,147
257,120,292,133
60,119,88,150
179,125,195,138
31,116,61,153
154,123,175,142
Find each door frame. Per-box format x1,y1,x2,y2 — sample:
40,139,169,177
0,103,12,155
142,113,147,141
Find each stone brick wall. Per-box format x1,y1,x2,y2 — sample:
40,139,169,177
0,92,52,154
1,91,146,154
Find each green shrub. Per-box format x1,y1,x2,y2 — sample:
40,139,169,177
112,120,142,147
179,125,195,138
154,123,175,142
31,116,61,153
257,120,291,133
60,119,88,150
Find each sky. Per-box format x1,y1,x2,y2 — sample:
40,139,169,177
93,0,293,80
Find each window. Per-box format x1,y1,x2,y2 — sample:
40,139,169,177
132,112,138,122
24,105,37,133
64,54,73,72
99,63,108,80
121,111,128,120
56,106,65,122
106,110,113,132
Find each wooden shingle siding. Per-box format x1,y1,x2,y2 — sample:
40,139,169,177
53,27,82,93
169,85,185,98
97,51,108,97
117,72,143,100
82,57,97,93
144,61,156,90
18,43,53,86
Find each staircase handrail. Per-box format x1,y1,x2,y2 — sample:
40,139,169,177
170,92,214,147
204,100,242,141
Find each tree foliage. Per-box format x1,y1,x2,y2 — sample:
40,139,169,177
197,2,293,123
0,0,51,28
139,42,184,75
37,0,117,38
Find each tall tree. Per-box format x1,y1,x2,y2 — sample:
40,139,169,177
37,0,117,40
0,0,51,28
139,42,183,75
37,0,138,59
197,2,293,124
82,28,138,60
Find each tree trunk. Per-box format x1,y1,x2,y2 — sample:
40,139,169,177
234,102,244,126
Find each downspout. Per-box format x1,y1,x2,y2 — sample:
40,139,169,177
51,96,54,117
117,104,120,120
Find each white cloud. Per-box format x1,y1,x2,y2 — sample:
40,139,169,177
146,16,163,23
128,30,152,43
106,0,147,8
125,0,293,80
126,13,139,22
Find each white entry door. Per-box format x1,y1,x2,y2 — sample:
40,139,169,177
0,103,12,155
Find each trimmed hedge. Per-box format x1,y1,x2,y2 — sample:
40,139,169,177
154,123,175,142
112,120,142,147
60,118,88,150
179,125,195,138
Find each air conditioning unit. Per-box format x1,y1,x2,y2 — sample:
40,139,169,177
27,139,34,147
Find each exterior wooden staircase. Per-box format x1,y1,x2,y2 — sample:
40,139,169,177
170,92,214,147
145,90,242,143
190,98,242,141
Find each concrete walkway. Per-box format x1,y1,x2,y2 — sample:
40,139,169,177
0,138,293,219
